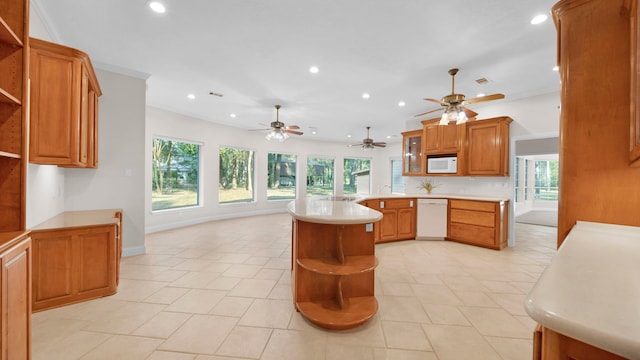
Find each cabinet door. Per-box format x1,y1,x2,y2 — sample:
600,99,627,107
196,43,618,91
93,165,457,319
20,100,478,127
396,208,416,240
29,47,81,165
440,124,461,153
466,119,510,176
423,121,440,153
402,130,423,175
1,237,31,360
378,209,397,242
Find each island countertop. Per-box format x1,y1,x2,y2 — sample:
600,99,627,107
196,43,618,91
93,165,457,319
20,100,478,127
287,197,382,225
524,221,640,359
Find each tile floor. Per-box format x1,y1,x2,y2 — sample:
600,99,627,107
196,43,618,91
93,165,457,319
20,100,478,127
32,213,557,360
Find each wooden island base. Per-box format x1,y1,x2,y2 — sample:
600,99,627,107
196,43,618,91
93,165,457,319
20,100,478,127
291,219,379,330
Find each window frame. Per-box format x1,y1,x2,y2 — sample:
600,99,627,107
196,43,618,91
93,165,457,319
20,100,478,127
267,151,298,201
218,145,257,205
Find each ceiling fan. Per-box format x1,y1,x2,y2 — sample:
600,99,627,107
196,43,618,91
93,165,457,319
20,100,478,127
349,126,387,150
251,105,303,142
415,68,505,125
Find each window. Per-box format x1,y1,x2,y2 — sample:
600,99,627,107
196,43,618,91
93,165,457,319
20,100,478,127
267,153,297,200
344,158,371,195
152,137,200,211
306,157,334,197
219,146,255,204
391,159,405,194
534,160,559,201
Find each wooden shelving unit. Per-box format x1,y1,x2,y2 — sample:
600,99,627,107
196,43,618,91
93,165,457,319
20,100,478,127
292,220,378,330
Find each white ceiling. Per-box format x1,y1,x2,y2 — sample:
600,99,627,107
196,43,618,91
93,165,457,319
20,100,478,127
32,0,560,144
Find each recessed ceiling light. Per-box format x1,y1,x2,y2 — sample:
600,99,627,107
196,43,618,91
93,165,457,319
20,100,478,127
476,93,485,98
311,130,317,135
309,66,319,74
230,113,236,118
148,1,166,13
398,101,405,107
187,94,195,100
531,14,548,25
386,135,392,139
362,93,370,99
552,65,559,71
347,134,352,138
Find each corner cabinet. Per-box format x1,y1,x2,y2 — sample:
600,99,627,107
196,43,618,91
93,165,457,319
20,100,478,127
29,38,101,168
363,198,416,243
465,117,512,176
447,199,508,250
401,130,423,175
30,210,122,312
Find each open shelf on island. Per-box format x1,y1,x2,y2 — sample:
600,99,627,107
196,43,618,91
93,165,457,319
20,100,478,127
297,296,378,330
297,256,377,275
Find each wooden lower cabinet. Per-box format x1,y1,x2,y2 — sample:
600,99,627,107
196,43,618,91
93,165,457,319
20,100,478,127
447,199,508,250
292,220,378,330
533,325,626,360
363,198,416,243
0,231,32,360
30,210,122,312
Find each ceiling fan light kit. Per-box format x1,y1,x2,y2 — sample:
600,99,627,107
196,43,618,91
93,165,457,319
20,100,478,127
252,105,303,142
416,68,505,125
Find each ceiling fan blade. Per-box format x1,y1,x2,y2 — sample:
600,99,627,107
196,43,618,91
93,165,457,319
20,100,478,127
285,130,303,135
285,124,300,130
248,128,271,131
373,142,387,147
463,93,505,105
424,98,448,106
349,143,364,147
414,108,444,117
460,107,478,118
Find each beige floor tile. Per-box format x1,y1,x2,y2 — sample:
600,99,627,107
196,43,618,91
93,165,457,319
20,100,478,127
223,264,263,278
454,290,501,307
326,316,386,348
423,324,502,360
158,314,238,354
377,295,431,323
228,278,277,298
244,256,271,265
143,286,191,305
164,289,226,314
147,351,197,360
373,348,439,360
263,257,290,270
380,282,414,296
480,280,525,294
254,268,285,280
440,275,490,292
33,326,111,360
216,325,272,358
218,253,252,263
80,334,163,360
458,307,532,339
411,283,462,305
83,302,166,334
260,329,327,360
382,320,432,351
487,292,529,316
169,271,219,289
486,336,533,360
205,276,242,290
239,298,293,328
209,296,254,317
267,283,293,300
109,279,168,301
421,304,471,326
326,344,375,360
131,311,192,338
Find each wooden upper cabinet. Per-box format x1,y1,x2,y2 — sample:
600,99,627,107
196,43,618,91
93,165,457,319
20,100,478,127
29,38,101,168
465,117,512,176
401,130,423,176
422,119,463,155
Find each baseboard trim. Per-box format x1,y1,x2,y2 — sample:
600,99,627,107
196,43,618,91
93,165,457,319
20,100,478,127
122,245,146,257
145,208,288,234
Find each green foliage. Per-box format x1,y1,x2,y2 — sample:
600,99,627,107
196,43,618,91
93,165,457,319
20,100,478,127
151,138,200,210
219,147,254,203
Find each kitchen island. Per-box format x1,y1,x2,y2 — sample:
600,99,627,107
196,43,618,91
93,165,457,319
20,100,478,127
287,196,382,330
524,221,640,359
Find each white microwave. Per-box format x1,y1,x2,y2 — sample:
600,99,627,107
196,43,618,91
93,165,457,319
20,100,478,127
427,156,457,174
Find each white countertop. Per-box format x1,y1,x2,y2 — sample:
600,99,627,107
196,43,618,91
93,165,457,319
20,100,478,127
364,193,509,202
287,197,382,225
524,221,640,359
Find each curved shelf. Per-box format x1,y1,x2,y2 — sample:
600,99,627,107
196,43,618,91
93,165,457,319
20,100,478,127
296,296,378,330
297,255,377,276
0,16,23,47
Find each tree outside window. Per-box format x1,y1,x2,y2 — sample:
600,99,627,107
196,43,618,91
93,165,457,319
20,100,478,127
306,157,334,197
267,153,297,200
219,146,255,203
152,138,200,211
344,158,371,195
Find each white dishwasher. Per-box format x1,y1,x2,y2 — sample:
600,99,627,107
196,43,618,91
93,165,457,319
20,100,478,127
416,198,448,240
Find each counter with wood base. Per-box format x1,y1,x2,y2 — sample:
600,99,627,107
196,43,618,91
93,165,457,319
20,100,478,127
287,197,382,330
29,209,122,312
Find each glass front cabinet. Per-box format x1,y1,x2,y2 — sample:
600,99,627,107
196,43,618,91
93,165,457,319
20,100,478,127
401,130,423,176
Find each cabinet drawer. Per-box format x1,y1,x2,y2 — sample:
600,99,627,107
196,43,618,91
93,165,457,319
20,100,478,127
378,198,416,209
449,223,495,247
450,199,495,212
450,209,495,227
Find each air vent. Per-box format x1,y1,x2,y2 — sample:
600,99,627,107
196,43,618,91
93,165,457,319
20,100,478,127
475,78,489,85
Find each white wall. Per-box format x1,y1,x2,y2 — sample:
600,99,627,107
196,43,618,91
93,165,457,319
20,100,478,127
64,70,147,256
145,106,399,233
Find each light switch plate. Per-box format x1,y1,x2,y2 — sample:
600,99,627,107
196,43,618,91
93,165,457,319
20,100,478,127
365,223,373,232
